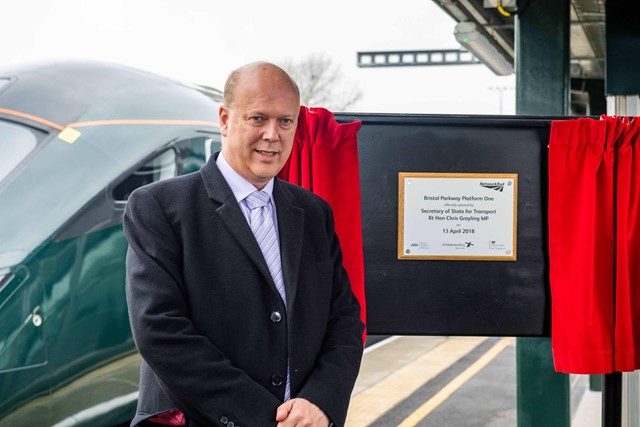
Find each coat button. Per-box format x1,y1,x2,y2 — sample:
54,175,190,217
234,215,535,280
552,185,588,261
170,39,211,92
271,374,283,386
220,416,228,424
227,422,235,427
270,311,282,323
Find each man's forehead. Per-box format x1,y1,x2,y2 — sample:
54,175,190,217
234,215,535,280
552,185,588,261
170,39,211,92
231,83,299,113
241,106,298,118
238,66,297,94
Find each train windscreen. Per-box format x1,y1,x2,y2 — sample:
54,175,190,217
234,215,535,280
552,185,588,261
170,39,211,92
0,121,38,184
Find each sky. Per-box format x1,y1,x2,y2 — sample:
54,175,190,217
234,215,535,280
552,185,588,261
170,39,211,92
0,0,516,114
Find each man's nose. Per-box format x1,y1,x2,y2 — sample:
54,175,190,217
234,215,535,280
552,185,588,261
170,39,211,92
262,120,279,142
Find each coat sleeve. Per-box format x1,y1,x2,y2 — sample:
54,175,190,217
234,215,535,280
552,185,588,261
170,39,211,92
296,202,365,427
124,187,281,426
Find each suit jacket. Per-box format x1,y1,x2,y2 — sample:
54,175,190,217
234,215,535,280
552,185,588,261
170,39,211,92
124,155,364,427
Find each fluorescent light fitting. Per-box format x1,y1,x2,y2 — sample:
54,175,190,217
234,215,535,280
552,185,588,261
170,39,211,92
454,22,514,76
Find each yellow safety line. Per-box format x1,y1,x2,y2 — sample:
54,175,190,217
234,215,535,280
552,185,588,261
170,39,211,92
397,337,514,427
346,337,486,427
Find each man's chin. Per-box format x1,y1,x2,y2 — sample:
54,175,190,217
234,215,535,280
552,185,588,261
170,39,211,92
255,166,283,179
248,170,280,189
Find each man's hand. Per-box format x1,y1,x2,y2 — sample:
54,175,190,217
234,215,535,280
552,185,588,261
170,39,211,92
275,398,330,426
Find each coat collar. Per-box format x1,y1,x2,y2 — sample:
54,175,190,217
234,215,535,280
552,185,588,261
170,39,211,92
200,153,235,205
200,155,304,312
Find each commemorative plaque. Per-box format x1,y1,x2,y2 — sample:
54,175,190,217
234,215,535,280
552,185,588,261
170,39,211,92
398,173,518,261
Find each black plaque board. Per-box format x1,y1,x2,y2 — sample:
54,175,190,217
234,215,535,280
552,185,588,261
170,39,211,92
335,114,558,337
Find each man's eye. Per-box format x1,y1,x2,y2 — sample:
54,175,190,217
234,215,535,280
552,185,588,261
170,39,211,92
280,119,293,126
250,116,265,122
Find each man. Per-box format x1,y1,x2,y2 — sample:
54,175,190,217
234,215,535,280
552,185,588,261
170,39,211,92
124,62,364,427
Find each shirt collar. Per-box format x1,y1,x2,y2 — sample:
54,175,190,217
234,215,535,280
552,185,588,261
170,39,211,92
216,152,274,203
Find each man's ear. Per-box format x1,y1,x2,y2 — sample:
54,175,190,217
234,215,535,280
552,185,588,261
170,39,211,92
219,105,229,137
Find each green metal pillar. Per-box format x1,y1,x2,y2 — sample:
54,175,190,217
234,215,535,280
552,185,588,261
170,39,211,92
516,339,570,426
515,0,571,426
515,0,570,116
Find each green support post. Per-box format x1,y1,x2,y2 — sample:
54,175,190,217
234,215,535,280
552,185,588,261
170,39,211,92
516,339,570,427
591,374,603,392
515,0,570,116
515,0,571,426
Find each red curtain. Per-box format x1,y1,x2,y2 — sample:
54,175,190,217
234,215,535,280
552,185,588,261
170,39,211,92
615,118,640,371
549,116,640,373
278,106,367,342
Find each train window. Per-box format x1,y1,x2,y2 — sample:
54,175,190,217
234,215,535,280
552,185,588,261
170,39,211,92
53,148,178,241
205,137,214,161
0,78,11,92
112,149,177,204
205,136,222,162
0,121,38,184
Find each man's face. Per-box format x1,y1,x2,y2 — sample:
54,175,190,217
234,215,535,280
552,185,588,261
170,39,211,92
219,69,300,189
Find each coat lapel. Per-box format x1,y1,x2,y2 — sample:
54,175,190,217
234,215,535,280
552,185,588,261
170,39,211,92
273,179,304,312
200,157,276,292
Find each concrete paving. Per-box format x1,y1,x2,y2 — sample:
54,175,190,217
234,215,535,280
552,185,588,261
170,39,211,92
347,336,600,427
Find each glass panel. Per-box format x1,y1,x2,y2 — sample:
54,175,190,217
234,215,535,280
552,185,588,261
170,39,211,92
0,124,197,268
0,126,135,267
205,136,222,162
0,121,38,184
624,372,640,426
571,374,601,425
112,149,177,203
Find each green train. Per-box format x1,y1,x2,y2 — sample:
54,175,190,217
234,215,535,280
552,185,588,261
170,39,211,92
0,60,222,426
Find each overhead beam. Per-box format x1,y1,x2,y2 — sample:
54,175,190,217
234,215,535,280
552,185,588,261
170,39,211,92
357,49,480,68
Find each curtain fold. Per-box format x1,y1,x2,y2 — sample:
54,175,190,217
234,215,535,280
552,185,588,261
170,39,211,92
278,106,367,342
549,117,615,373
615,118,640,371
549,115,640,373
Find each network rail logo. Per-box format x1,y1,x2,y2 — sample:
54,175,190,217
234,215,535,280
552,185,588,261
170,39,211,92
480,181,505,192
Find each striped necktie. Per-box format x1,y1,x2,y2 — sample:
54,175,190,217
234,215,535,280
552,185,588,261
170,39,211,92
245,190,290,400
245,191,287,305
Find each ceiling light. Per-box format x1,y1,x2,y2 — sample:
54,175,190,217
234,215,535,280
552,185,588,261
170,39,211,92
454,22,514,76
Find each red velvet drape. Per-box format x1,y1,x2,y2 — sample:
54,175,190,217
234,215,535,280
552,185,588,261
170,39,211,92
549,116,640,373
278,106,367,342
614,118,640,371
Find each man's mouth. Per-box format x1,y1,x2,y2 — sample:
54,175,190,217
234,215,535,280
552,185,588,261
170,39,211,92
256,149,278,157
